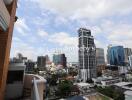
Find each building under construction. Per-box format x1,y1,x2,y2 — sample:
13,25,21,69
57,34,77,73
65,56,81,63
78,28,97,82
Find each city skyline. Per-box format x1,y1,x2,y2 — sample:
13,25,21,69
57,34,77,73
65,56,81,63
10,0,132,62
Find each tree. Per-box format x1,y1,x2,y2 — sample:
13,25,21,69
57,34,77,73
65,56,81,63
96,86,125,100
68,68,78,76
57,80,73,97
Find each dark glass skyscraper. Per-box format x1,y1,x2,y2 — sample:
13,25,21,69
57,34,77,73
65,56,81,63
78,28,96,82
53,53,67,67
107,46,125,66
37,56,46,70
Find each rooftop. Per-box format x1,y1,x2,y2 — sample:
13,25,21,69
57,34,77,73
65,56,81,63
124,90,132,96
114,82,132,87
76,83,91,87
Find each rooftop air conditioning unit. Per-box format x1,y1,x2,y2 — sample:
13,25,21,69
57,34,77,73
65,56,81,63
0,0,10,31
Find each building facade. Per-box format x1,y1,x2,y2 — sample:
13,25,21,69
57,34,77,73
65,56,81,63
124,48,132,65
96,48,105,66
53,53,67,67
107,46,125,66
78,28,97,82
37,56,46,70
25,60,35,73
128,55,132,67
0,0,18,99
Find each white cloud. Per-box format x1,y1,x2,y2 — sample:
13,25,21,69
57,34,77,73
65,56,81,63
98,20,132,48
15,18,30,36
32,0,132,19
37,29,48,37
48,32,78,46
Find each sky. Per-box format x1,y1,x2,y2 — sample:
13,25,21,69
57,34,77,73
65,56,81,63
10,0,132,62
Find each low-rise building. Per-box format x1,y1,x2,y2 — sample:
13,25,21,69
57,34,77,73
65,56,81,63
124,90,132,100
75,83,94,95
92,77,122,87
5,59,46,100
114,82,132,92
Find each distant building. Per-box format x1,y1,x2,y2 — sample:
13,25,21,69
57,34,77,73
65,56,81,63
45,55,50,64
129,55,132,67
78,28,96,82
107,44,113,64
96,48,105,66
37,56,46,70
124,48,132,65
107,46,125,66
92,77,122,87
25,60,35,73
53,53,67,68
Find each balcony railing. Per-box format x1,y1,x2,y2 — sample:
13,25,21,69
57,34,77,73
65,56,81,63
32,78,41,100
24,74,46,100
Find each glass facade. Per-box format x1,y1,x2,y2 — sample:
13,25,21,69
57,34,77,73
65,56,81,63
53,54,67,67
108,46,125,66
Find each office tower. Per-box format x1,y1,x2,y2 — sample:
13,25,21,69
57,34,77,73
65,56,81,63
96,48,105,66
128,55,132,67
124,48,132,64
37,56,46,70
107,44,112,64
78,28,96,82
45,55,50,64
107,46,125,66
25,60,35,73
0,0,18,99
53,53,67,67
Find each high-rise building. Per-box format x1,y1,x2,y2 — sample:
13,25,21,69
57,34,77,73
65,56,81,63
78,28,96,82
37,56,46,70
129,55,132,67
107,44,112,64
45,55,50,64
107,46,125,66
25,60,35,73
53,53,67,67
96,48,105,66
124,48,132,64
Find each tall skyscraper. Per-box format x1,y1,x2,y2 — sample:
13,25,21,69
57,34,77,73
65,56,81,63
53,53,67,68
124,48,132,64
37,56,46,70
128,55,132,67
107,46,125,66
96,48,105,66
107,44,112,64
78,28,96,82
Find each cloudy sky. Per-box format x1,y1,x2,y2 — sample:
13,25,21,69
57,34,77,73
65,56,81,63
10,0,132,62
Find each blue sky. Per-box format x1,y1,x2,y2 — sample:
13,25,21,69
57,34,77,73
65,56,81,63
10,0,132,62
